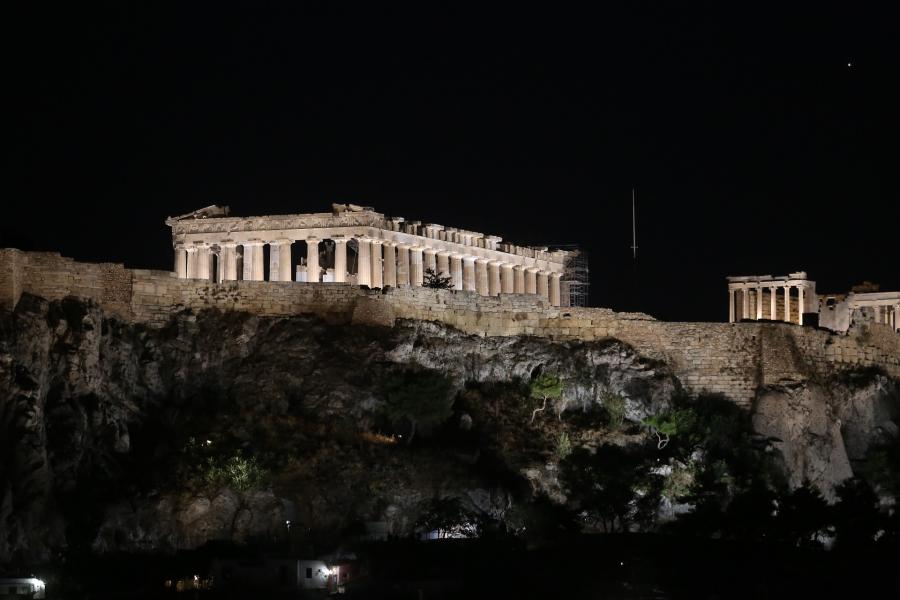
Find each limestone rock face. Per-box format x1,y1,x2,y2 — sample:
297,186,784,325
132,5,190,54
1,292,897,562
752,376,900,500
0,294,679,562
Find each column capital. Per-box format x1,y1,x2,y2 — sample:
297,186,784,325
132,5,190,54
185,246,199,253
488,259,503,266
436,250,452,258
550,272,562,279
248,241,266,247
306,235,319,243
526,266,539,273
424,247,438,255
475,257,491,264
513,264,527,271
369,238,384,246
332,237,348,245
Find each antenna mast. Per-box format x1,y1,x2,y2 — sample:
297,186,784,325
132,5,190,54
631,188,637,258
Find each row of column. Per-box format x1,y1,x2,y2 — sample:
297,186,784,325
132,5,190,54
728,284,810,325
176,237,562,305
872,305,900,330
356,238,561,304
175,241,293,283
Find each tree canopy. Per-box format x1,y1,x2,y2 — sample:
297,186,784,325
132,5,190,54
529,373,563,422
378,367,456,445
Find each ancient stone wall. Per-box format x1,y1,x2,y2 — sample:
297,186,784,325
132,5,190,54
3,250,898,408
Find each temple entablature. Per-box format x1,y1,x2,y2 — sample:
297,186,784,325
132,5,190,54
166,205,570,305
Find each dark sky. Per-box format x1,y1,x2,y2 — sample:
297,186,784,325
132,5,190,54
2,4,897,322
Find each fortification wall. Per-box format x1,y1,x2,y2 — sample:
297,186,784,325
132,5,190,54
2,250,898,408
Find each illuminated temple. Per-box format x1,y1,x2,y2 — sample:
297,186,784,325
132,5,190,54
167,204,569,306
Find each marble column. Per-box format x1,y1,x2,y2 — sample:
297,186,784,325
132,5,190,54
424,248,437,275
370,239,384,288
186,246,199,279
742,286,749,320
475,258,490,296
450,254,464,290
525,268,538,294
333,238,347,282
756,285,763,320
514,265,526,294
729,288,735,323
221,244,236,281
798,286,805,325
537,271,550,300
279,241,292,283
550,273,562,307
397,244,411,286
893,305,900,331
251,242,265,281
488,261,502,296
436,251,451,279
383,242,397,287
462,256,476,292
306,237,320,283
214,247,223,283
268,242,282,281
500,263,515,294
410,246,424,286
174,245,187,278
356,237,371,286
241,243,254,281
196,245,210,280
770,286,777,320
784,286,791,323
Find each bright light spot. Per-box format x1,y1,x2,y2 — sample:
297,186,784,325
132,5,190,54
848,63,851,67
398,435,403,438
206,440,212,444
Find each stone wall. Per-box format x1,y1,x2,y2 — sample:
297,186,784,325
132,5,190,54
3,250,899,408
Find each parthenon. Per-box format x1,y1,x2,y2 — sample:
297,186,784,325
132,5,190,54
166,204,569,306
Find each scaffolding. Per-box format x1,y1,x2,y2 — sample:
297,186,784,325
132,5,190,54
544,244,589,307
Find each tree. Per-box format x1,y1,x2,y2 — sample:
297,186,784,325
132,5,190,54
530,374,562,422
561,445,662,533
378,367,456,445
423,268,453,289
415,497,479,538
643,407,700,450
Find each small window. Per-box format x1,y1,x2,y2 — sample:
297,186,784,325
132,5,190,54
342,572,348,580
306,568,312,579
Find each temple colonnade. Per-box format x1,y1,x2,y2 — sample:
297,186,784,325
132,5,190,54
169,205,567,305
726,272,816,325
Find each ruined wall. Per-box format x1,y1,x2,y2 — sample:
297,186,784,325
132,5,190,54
3,250,899,408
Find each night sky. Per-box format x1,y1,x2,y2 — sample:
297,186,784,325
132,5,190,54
2,4,897,322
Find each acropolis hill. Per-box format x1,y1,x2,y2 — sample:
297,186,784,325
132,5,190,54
1,204,898,410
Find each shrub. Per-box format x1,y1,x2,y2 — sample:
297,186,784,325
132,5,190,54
203,450,268,493
554,432,572,458
601,392,628,428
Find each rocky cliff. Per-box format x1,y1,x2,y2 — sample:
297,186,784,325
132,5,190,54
1,293,898,563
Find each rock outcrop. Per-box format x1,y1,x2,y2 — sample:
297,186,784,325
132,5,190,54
1,292,898,562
